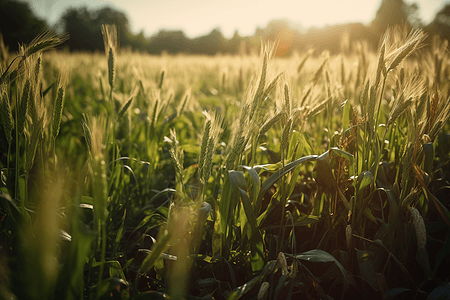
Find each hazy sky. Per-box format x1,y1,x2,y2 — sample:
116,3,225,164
27,0,448,38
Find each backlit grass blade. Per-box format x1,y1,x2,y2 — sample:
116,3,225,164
139,227,171,274
117,96,133,120
239,187,264,271
414,165,450,227
216,170,247,259
258,155,318,204
238,165,261,212
226,260,277,300
293,249,348,295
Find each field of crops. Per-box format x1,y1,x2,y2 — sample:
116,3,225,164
1,26,450,300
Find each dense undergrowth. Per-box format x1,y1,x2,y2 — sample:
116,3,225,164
1,26,450,300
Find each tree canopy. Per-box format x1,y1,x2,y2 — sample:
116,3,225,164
0,0,47,51
60,6,131,51
427,4,450,41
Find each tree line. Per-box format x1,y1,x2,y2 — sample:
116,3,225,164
1,0,449,55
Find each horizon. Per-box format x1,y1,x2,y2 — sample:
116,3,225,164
26,0,448,39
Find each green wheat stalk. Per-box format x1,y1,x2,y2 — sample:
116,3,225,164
52,87,65,139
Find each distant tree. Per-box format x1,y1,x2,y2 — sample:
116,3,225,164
262,19,293,41
427,4,450,41
254,27,265,37
371,0,419,38
60,5,131,52
191,28,227,55
405,2,421,27
60,7,100,51
128,30,149,52
94,6,131,46
148,30,188,54
372,0,407,32
227,30,241,54
254,20,303,56
0,0,48,51
242,36,261,56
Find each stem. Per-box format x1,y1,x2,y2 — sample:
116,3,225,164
97,221,107,290
250,136,257,167
361,122,367,171
40,140,45,176
375,76,387,137
328,101,332,149
53,138,56,171
93,216,108,299
371,75,387,185
110,88,116,168
24,170,28,209
390,124,398,164
279,147,286,253
15,93,20,204
6,143,11,191
0,55,24,83
134,271,141,296
373,126,389,186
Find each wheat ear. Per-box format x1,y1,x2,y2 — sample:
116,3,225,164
409,207,426,250
0,90,13,144
52,87,65,139
18,79,31,135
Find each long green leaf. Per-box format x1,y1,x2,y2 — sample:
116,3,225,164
295,249,347,281
216,170,246,258
139,227,171,274
258,155,318,203
415,165,450,227
239,187,264,271
422,142,434,178
226,260,277,300
117,96,133,120
341,99,353,130
238,165,261,213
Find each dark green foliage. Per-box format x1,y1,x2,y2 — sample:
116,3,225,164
0,0,47,52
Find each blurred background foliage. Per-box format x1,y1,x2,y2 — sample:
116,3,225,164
1,0,450,55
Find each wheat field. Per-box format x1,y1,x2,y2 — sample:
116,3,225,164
0,26,450,300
